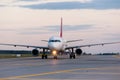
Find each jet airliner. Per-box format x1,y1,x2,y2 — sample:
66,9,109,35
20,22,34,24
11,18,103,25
0,18,120,59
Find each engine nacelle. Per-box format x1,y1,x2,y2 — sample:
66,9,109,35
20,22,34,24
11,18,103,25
32,49,39,56
75,49,82,55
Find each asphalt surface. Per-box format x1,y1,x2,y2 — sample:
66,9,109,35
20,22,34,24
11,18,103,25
0,55,120,80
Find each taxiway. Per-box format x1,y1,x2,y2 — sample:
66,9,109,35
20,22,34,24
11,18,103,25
0,55,120,80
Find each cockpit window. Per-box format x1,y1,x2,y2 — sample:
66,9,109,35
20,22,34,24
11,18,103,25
49,40,61,42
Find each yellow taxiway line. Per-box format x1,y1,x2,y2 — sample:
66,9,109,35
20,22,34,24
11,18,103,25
1,66,119,80
113,55,120,59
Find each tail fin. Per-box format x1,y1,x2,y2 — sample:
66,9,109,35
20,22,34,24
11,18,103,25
60,17,63,38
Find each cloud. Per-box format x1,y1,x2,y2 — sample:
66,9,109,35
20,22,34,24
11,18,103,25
0,0,93,6
22,0,120,10
0,6,120,42
0,7,120,29
22,2,90,10
20,0,38,1
19,31,47,35
18,27,48,35
103,33,120,41
0,0,120,10
17,25,92,35
45,25,93,31
0,29,15,31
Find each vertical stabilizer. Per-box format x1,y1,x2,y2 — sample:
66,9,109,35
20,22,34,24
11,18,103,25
60,17,63,38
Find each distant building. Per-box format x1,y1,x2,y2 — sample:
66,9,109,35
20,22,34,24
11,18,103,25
0,50,31,54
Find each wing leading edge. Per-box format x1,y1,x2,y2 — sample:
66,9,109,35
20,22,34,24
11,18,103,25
66,41,120,49
0,43,49,49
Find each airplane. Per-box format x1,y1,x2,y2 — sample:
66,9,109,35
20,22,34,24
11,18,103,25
0,18,120,59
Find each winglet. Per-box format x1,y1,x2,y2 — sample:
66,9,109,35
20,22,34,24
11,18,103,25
60,17,63,38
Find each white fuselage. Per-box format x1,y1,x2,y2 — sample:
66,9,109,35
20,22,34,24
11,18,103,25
48,36,66,52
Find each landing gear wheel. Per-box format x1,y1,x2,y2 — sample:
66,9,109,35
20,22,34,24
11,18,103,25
45,55,48,59
69,54,76,59
42,55,44,59
70,55,72,59
42,54,48,59
73,55,76,59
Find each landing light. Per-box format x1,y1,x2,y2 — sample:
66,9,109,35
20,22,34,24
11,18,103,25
52,50,57,56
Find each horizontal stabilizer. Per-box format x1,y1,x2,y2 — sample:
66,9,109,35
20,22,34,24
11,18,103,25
66,39,83,43
41,40,48,42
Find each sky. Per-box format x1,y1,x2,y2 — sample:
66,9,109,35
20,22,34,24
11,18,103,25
0,0,120,54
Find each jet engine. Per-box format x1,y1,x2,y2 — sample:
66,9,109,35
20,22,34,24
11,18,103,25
32,49,39,56
75,48,82,55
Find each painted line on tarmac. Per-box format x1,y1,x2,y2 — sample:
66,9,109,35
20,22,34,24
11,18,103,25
69,72,120,75
0,78,9,80
7,78,81,80
113,55,120,59
2,67,116,80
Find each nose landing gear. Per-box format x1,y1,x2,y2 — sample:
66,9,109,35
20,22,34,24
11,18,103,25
53,56,57,59
52,50,58,59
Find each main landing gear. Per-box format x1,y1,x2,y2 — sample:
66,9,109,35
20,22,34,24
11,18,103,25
69,53,76,59
41,54,48,59
69,48,76,59
41,49,48,59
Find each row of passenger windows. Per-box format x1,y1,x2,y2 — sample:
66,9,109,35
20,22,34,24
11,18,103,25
49,40,61,42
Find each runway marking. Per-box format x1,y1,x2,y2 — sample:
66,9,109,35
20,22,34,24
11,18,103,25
113,55,120,59
6,78,83,80
2,67,120,80
69,72,120,75
0,78,8,80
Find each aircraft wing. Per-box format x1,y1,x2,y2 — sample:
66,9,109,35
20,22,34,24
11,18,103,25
66,41,120,49
66,39,83,43
0,43,49,49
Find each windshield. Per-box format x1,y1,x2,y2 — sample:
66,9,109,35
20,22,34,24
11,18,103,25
49,40,61,42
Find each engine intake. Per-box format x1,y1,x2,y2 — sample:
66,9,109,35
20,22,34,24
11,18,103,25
32,49,39,56
75,49,82,55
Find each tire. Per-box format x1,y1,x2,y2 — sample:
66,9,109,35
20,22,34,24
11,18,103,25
70,55,72,59
73,55,76,59
45,55,48,59
42,55,44,59
69,54,76,59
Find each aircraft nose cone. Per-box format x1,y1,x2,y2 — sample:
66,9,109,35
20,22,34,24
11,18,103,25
49,43,61,50
51,44,57,49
